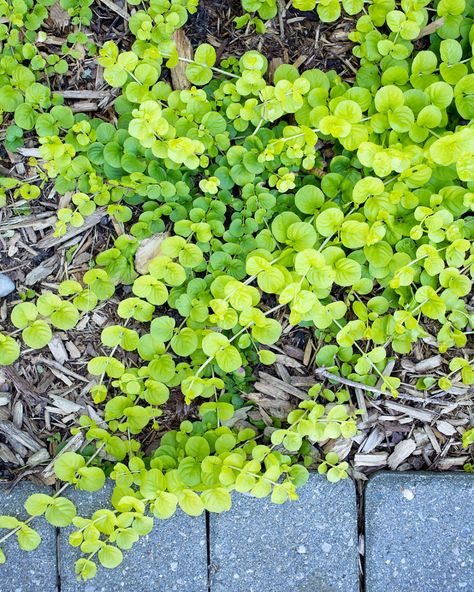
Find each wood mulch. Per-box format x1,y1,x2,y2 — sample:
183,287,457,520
0,0,472,484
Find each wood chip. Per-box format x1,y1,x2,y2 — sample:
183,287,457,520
24,260,57,285
253,381,289,400
42,432,84,479
384,400,435,423
436,420,457,436
48,1,70,29
48,336,69,364
388,438,416,469
0,420,42,453
354,453,388,467
37,207,106,249
98,0,129,20
414,355,443,373
359,428,384,454
0,442,21,465
171,29,193,90
424,425,441,454
437,456,469,469
274,354,303,368
258,371,309,400
417,17,444,39
36,357,88,383
60,90,110,100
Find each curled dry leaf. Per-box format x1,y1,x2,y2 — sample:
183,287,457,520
134,232,169,274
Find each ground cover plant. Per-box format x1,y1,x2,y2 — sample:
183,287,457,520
0,0,473,580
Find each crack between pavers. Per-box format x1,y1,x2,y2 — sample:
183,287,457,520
205,510,211,592
357,481,365,592
55,525,62,592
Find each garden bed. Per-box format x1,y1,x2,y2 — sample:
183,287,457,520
0,0,473,580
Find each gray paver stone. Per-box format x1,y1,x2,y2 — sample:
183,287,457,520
58,483,208,592
209,473,359,592
0,481,58,592
365,471,474,592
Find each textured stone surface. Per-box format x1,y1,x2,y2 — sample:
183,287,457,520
365,472,474,592
58,484,208,592
209,474,358,592
0,482,58,592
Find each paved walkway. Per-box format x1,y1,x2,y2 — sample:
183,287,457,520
0,472,472,591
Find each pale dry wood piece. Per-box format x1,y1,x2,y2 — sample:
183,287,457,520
424,425,441,454
37,357,89,383
387,438,416,469
17,147,41,158
268,57,284,81
437,456,469,469
0,212,56,231
274,353,303,368
0,393,10,406
0,420,42,453
436,420,457,436
275,363,291,383
315,367,383,396
291,377,317,388
25,260,58,285
413,432,429,448
42,432,84,479
0,442,21,465
135,232,169,274
355,387,369,423
85,404,107,427
12,401,23,428
438,402,462,415
414,355,443,373
376,359,396,391
44,35,67,45
276,0,285,39
26,448,50,466
222,405,254,428
0,407,9,421
48,367,73,387
18,238,39,254
49,394,83,414
282,344,305,361
48,336,69,365
37,207,106,249
48,1,70,29
293,54,308,69
417,17,444,39
245,390,292,411
171,29,193,90
303,338,313,366
3,366,42,404
256,405,274,426
98,0,129,20
359,428,384,454
253,381,289,400
61,90,110,100
354,452,388,467
65,341,82,359
324,436,353,461
71,101,98,113
258,371,309,400
384,400,435,422
92,311,108,326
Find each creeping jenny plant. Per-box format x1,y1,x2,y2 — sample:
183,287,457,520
0,0,473,580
